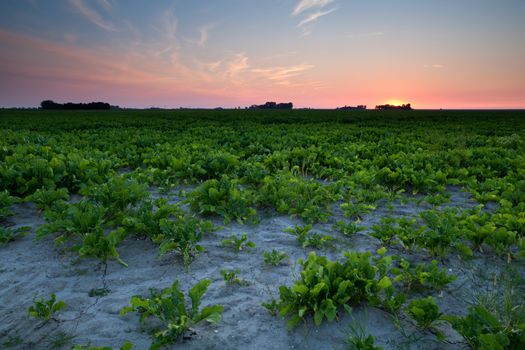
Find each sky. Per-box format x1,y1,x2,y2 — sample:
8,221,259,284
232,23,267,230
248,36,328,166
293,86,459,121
0,0,524,109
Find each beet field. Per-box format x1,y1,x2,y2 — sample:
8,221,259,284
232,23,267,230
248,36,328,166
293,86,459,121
1,109,524,350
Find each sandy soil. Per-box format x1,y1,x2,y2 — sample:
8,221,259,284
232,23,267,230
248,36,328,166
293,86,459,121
0,187,518,350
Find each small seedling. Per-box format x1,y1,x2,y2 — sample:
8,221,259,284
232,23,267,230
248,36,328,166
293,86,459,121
284,224,333,249
2,334,23,348
27,293,66,322
220,268,250,286
262,299,279,316
263,249,289,266
221,232,256,253
345,317,383,350
48,331,76,349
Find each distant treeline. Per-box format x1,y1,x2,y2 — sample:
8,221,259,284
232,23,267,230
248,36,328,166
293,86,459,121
336,105,367,110
249,101,293,110
375,104,412,110
40,100,111,110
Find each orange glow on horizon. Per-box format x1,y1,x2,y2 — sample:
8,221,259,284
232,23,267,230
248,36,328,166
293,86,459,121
384,99,408,106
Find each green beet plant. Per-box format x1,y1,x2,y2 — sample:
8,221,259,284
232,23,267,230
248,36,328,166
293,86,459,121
187,176,256,224
405,296,444,338
0,226,31,245
0,190,16,222
273,250,393,328
28,187,69,211
122,198,182,240
444,304,525,350
284,224,333,249
156,216,214,269
391,259,457,292
221,232,256,253
72,341,133,350
220,268,249,286
263,249,289,266
28,293,67,322
120,279,223,350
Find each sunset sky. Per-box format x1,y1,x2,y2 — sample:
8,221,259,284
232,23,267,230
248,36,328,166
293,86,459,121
1,0,524,109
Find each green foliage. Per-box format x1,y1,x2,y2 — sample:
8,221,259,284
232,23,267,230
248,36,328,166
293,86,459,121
370,217,423,251
263,249,289,266
333,220,364,237
37,200,106,241
262,299,279,316
284,224,333,249
48,331,76,349
187,176,256,224
391,259,457,292
405,296,442,330
341,202,376,220
220,268,249,286
221,232,256,253
72,341,133,350
3,109,525,349
444,305,525,350
0,190,16,222
2,334,23,348
28,187,69,210
27,293,66,321
345,318,383,350
156,216,214,269
273,251,392,328
80,176,148,218
120,279,223,349
77,227,128,267
419,209,472,258
122,198,182,239
37,200,127,266
256,171,340,223
0,226,30,245
444,284,525,350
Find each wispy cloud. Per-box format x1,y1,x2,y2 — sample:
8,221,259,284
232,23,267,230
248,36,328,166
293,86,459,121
424,64,445,69
69,0,115,31
298,8,336,28
185,24,215,47
96,0,112,12
292,0,336,33
292,0,333,16
226,53,249,82
252,64,314,86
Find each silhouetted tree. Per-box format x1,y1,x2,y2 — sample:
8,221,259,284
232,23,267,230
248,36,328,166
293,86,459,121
40,100,62,109
336,105,367,110
40,100,111,110
375,103,412,110
249,101,293,110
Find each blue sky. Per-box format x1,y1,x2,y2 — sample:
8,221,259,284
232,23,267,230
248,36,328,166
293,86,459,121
1,0,524,108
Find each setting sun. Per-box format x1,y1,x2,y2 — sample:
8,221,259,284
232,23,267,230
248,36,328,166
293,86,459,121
385,100,407,106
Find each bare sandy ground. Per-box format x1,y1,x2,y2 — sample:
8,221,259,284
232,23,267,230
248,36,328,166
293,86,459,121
0,187,518,349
